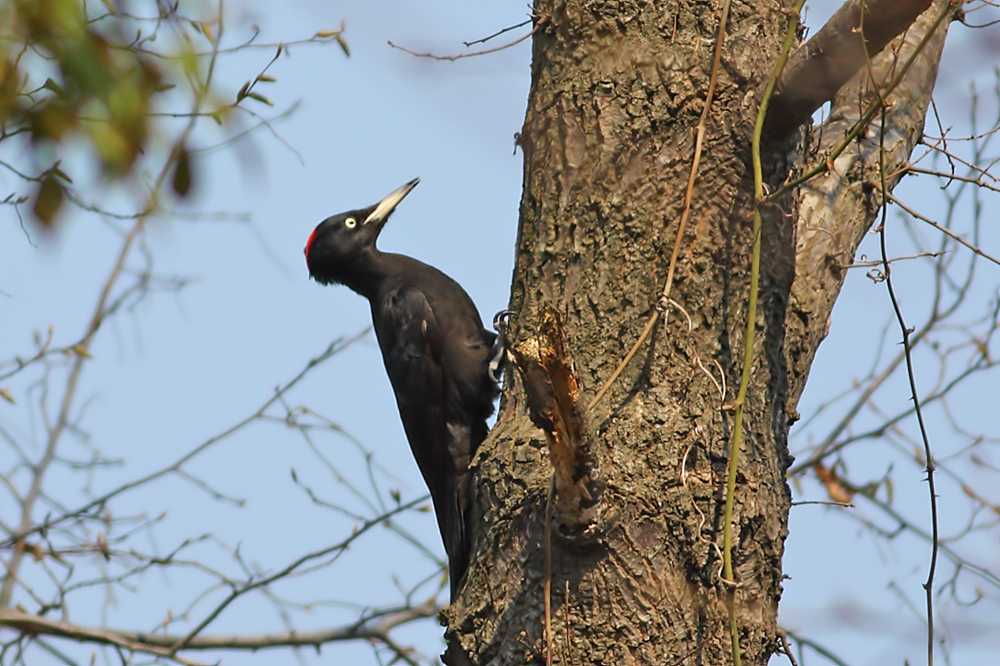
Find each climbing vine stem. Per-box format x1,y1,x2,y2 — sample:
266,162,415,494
722,3,806,665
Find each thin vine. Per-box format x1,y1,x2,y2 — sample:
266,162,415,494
587,0,733,414
722,4,807,665
875,107,940,666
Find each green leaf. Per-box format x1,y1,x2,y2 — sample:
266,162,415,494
246,91,273,106
41,78,67,98
52,162,73,184
32,176,64,227
199,21,217,46
171,145,193,198
70,344,93,359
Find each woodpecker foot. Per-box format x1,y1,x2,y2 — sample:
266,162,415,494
488,309,515,383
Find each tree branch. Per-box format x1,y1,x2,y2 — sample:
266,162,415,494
764,0,934,139
0,333,365,552
0,604,436,652
786,0,953,408
508,309,598,527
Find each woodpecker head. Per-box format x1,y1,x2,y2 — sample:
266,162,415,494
305,178,419,286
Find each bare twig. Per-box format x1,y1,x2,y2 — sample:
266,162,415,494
0,603,436,654
880,186,940,666
167,496,428,652
0,333,367,552
464,19,532,47
886,192,1000,267
389,19,542,62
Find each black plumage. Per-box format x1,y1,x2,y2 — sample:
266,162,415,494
304,178,498,600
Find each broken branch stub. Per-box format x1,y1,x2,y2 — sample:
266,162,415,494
508,310,599,527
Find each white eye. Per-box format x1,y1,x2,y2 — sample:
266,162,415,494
344,217,357,229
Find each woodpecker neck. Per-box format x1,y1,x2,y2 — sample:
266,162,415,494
339,246,395,300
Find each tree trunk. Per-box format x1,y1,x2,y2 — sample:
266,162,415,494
444,1,952,664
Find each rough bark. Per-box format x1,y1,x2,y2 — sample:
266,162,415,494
444,1,952,664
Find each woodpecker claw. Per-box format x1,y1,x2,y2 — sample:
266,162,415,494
489,309,515,383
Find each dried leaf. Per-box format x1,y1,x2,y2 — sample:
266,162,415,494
336,35,350,57
19,541,44,561
814,463,853,504
256,74,276,83
0,388,14,404
96,534,110,561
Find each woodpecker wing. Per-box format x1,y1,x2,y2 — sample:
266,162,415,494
372,284,471,598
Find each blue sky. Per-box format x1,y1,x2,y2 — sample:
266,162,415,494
2,1,998,665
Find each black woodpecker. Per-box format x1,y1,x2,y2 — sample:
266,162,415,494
304,178,499,600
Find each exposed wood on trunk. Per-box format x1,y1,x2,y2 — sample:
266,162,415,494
508,308,601,527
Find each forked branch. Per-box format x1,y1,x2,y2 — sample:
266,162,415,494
765,0,936,138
